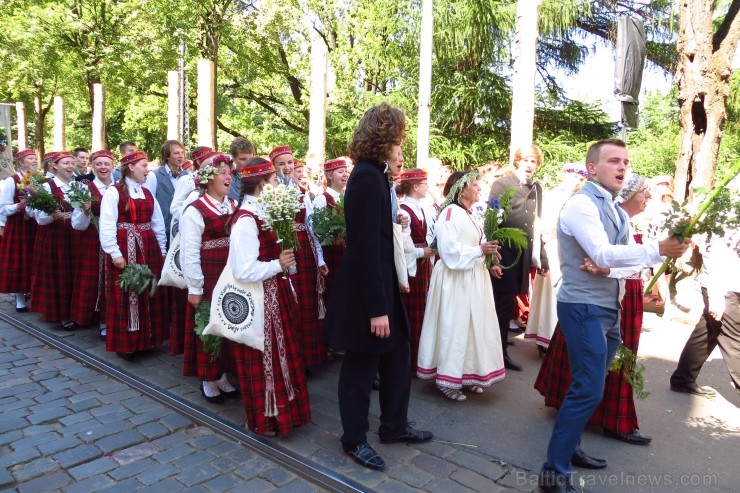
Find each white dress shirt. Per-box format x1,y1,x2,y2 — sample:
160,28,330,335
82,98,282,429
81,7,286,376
180,194,235,295
71,178,113,230
559,181,663,269
229,195,295,283
99,177,167,260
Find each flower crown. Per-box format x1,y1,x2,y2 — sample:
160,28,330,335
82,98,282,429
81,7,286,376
438,170,480,211
196,154,233,185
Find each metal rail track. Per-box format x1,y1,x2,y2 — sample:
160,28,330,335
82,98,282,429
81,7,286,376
0,311,367,493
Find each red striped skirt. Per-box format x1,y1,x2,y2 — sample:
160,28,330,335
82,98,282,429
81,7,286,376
0,212,37,294
30,218,73,322
291,228,326,367
401,257,433,367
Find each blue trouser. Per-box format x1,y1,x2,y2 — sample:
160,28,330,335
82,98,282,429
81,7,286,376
545,302,621,475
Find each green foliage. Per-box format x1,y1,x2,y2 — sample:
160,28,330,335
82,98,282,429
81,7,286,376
483,187,529,270
117,263,157,297
609,344,650,400
194,300,222,361
24,186,59,214
310,196,346,246
625,89,681,178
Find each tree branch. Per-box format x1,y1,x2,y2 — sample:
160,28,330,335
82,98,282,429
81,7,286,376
713,0,740,52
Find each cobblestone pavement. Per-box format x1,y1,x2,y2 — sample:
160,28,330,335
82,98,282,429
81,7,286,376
1,291,739,492
0,321,326,493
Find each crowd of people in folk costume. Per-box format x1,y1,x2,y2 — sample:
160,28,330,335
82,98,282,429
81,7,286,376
0,103,737,490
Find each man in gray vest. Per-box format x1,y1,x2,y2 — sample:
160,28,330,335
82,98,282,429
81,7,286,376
153,140,186,245
539,139,690,493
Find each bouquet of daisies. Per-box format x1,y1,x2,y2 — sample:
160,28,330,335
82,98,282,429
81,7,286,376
644,161,740,295
483,187,529,269
310,194,346,246
67,180,100,231
257,183,304,250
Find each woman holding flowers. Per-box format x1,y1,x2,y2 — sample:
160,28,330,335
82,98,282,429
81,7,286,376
0,149,39,312
227,156,310,436
397,169,436,368
70,150,115,338
312,156,350,312
180,152,239,404
416,171,506,402
29,151,78,328
99,151,168,360
271,145,328,368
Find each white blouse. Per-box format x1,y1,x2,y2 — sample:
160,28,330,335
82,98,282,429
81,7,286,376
99,177,167,260
0,173,22,217
398,196,437,259
169,173,196,224
180,194,235,295
312,187,341,210
71,178,113,231
228,195,296,283
435,205,486,271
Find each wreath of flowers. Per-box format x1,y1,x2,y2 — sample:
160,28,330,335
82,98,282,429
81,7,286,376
437,170,480,212
196,154,233,185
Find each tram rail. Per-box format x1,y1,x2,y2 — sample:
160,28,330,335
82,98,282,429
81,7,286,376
0,311,368,493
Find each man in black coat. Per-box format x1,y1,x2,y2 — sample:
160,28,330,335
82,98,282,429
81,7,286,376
489,145,549,371
322,103,432,471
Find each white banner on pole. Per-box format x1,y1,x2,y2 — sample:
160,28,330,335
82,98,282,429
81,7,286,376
0,105,14,180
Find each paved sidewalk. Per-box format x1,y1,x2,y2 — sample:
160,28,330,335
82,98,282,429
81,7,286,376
0,322,323,493
1,290,739,492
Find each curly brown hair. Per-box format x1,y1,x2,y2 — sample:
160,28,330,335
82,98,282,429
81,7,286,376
348,103,407,164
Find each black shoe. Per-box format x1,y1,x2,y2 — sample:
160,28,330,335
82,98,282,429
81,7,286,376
116,352,135,361
670,382,716,396
538,345,548,357
372,374,381,390
343,441,385,470
504,355,523,372
61,321,79,331
603,429,652,445
539,467,576,493
15,307,29,313
200,382,224,404
571,449,608,469
380,423,433,444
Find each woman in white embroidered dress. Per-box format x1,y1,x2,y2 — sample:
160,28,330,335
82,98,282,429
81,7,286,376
417,171,506,401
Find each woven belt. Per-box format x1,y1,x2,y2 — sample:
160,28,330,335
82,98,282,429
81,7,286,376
202,237,229,250
117,221,152,331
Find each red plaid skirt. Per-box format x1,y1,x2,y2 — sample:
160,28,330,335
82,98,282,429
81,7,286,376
0,211,37,294
69,227,103,325
401,257,432,367
104,231,168,354
292,228,327,366
168,287,189,355
30,219,74,322
534,279,643,434
229,276,311,436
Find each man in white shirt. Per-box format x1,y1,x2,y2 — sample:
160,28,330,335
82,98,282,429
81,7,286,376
539,139,690,493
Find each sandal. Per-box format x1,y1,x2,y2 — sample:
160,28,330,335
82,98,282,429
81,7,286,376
465,385,484,394
438,386,466,401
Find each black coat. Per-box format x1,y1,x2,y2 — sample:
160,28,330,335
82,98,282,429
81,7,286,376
488,173,548,294
322,160,409,354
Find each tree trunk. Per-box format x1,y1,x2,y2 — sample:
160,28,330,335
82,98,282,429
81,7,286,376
674,0,740,201
33,90,45,158
508,0,542,165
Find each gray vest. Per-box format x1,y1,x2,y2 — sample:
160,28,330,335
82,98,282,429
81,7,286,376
557,182,629,310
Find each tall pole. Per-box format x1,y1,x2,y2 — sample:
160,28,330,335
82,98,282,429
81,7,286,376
15,102,27,150
53,96,66,151
416,0,434,167
508,0,542,165
306,28,328,179
196,59,216,149
179,40,189,148
167,71,181,141
92,84,106,150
